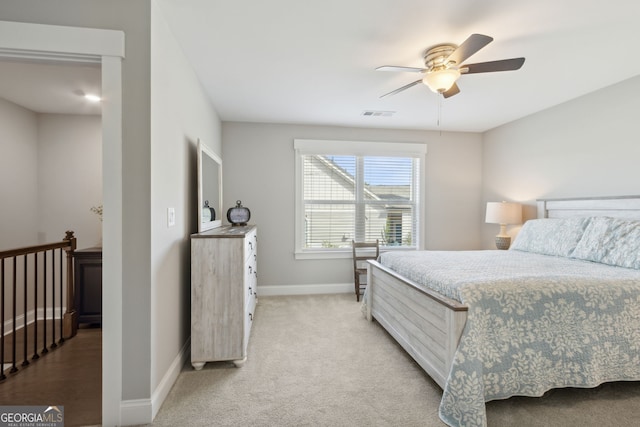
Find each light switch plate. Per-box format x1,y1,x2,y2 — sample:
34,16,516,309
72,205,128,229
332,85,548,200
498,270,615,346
167,207,176,227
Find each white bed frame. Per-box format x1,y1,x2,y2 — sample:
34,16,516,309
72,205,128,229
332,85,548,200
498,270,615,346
365,195,640,389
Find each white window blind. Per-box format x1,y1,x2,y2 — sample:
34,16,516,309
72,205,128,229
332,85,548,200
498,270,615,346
295,139,426,258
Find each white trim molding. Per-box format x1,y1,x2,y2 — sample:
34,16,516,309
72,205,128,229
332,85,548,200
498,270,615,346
151,338,191,420
120,337,191,424
0,20,125,427
294,138,428,156
120,399,152,426
0,20,124,61
3,307,67,332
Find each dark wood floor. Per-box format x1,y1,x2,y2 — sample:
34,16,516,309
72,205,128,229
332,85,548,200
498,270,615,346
0,324,101,426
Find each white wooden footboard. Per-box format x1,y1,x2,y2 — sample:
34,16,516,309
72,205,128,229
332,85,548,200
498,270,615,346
366,260,467,389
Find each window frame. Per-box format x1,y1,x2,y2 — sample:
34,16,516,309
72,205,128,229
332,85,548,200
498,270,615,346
294,139,427,260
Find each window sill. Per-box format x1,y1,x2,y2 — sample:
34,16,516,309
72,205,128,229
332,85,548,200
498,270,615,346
294,250,353,260
294,246,417,260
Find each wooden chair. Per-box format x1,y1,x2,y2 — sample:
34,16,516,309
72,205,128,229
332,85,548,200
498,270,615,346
352,239,379,302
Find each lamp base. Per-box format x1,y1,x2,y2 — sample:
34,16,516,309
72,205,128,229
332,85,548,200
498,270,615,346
495,236,511,250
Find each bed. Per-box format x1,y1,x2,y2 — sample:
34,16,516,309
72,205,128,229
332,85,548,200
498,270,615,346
363,195,640,427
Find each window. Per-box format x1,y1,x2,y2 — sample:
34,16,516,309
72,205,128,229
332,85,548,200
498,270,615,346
294,139,426,259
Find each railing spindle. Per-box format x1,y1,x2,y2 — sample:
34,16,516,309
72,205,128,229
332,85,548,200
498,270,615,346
32,252,39,361
0,232,76,381
50,249,57,350
10,257,17,373
1,259,6,381
58,248,64,344
22,255,29,367
42,253,48,356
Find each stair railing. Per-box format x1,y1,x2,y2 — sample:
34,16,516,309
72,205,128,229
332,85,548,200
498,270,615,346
0,231,76,380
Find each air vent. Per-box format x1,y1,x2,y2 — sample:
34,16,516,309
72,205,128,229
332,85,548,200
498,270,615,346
362,110,395,117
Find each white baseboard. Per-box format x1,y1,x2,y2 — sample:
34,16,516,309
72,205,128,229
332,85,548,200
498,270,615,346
120,338,190,425
3,306,67,332
151,337,191,419
120,398,152,425
257,283,353,296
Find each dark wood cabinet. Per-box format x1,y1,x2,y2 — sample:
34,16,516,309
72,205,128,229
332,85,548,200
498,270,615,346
74,247,102,325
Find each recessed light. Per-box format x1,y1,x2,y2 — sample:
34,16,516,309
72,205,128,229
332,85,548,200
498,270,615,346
84,94,102,103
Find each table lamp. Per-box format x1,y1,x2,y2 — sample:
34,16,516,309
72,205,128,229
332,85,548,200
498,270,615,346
485,201,522,249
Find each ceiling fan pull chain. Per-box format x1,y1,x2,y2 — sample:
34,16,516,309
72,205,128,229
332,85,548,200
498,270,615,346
437,94,443,129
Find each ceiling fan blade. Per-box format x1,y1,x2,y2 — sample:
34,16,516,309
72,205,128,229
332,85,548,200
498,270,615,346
380,79,422,98
442,83,460,99
376,65,425,73
447,34,493,66
462,57,525,74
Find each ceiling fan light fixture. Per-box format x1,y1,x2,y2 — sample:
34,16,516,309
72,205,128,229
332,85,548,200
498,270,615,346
422,68,461,94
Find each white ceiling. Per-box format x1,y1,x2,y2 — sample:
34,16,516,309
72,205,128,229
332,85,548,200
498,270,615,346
0,59,101,115
156,0,640,132
2,0,640,132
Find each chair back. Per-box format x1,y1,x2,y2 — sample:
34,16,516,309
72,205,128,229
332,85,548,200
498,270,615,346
352,239,379,301
352,239,379,270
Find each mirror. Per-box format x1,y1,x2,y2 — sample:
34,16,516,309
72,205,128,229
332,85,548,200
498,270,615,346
197,139,223,232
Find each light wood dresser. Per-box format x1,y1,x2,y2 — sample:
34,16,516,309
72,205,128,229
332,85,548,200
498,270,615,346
190,225,258,369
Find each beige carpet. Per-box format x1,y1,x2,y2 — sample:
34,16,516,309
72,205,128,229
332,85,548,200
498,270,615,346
145,294,640,427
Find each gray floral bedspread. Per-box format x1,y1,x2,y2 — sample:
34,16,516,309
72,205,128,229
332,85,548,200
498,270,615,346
377,250,640,427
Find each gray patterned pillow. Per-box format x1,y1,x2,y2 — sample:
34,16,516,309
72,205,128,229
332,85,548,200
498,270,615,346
510,217,591,257
571,217,640,269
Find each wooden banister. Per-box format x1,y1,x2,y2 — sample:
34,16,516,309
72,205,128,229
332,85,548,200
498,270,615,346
63,231,77,339
0,231,77,380
0,234,76,260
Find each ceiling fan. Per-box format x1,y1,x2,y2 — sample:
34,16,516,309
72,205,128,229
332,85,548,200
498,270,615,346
377,34,525,99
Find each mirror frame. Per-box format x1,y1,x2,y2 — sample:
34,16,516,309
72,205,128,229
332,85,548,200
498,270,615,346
197,139,223,232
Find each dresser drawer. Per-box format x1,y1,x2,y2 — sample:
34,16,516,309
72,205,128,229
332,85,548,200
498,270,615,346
244,229,257,261
244,230,258,298
243,292,257,353
245,262,257,298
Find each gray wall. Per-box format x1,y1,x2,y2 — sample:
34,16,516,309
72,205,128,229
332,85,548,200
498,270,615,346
2,1,223,419
1,1,224,419
0,102,102,251
38,114,102,250
0,98,38,250
482,75,640,247
150,2,222,397
1,0,154,404
222,122,483,291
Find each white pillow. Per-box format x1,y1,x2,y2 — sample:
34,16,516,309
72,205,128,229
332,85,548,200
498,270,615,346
510,217,591,257
571,217,640,269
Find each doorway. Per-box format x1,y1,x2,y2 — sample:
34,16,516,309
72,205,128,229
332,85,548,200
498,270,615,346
0,20,124,426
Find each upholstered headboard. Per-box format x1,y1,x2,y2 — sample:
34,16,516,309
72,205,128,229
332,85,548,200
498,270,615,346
537,195,640,220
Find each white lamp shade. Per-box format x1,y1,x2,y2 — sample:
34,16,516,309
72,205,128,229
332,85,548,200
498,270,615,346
422,68,461,93
485,202,522,225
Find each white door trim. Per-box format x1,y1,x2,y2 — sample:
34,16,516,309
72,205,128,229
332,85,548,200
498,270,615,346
0,20,125,427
